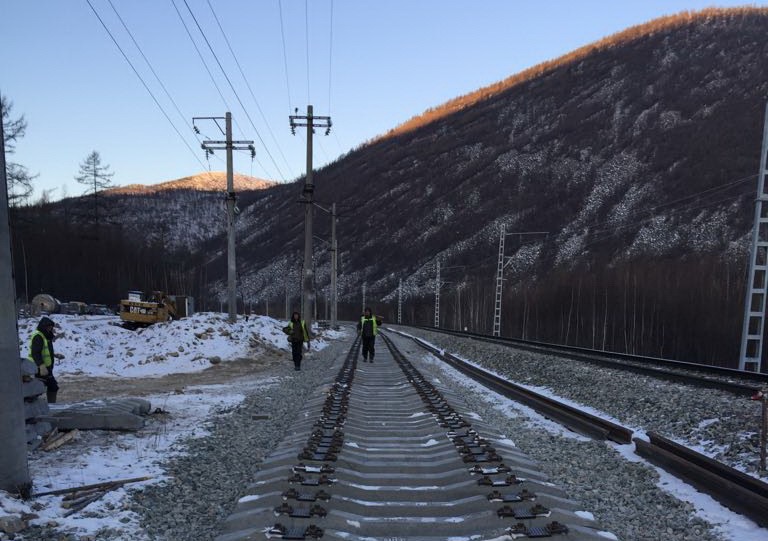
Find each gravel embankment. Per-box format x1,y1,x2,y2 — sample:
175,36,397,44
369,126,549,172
394,328,766,541
123,340,345,541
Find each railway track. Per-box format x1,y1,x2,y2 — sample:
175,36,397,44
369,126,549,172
409,325,767,396
216,334,611,540
393,328,768,529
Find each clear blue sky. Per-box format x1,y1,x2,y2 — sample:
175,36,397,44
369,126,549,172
0,0,760,200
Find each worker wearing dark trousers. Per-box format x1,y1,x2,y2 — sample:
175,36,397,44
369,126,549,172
28,316,60,403
283,311,310,371
357,307,382,362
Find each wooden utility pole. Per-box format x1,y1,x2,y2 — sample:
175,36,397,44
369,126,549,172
194,113,254,323
0,101,31,493
289,105,331,332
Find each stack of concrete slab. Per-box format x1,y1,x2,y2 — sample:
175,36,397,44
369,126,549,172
20,357,53,451
41,398,152,431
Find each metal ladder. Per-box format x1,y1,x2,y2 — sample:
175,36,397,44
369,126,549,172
492,225,506,337
740,103,768,372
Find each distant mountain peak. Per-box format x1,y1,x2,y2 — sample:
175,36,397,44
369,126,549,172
106,171,274,195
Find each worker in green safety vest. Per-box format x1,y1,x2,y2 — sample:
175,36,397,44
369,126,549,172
28,316,60,403
282,311,310,371
357,307,383,362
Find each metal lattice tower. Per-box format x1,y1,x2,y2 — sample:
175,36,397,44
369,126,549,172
492,225,507,337
740,103,768,372
397,278,402,324
434,260,441,328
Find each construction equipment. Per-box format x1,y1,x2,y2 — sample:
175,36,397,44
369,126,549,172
119,291,177,330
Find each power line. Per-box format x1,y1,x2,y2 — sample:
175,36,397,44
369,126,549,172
182,0,287,181
106,0,224,168
84,0,209,173
305,0,311,104
327,0,334,116
171,0,268,175
106,0,201,143
170,0,237,128
205,0,294,178
278,0,293,115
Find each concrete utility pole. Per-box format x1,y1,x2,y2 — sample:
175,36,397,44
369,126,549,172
284,274,289,319
398,278,403,324
331,203,338,328
434,260,441,328
362,282,367,313
0,103,31,493
313,202,339,328
194,113,254,324
740,102,768,373
290,105,332,333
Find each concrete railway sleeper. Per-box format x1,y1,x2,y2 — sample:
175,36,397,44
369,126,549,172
216,333,612,540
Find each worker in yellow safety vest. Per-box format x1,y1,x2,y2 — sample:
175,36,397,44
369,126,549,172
28,316,60,403
283,311,310,371
357,307,383,362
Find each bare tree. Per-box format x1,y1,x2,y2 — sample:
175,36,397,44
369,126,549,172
74,150,114,229
1,95,36,205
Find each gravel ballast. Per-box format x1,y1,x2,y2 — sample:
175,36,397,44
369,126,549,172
394,328,766,541
19,328,763,541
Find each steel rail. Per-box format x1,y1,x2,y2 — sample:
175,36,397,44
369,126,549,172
406,325,764,396
635,432,768,528
389,328,768,530
386,330,633,444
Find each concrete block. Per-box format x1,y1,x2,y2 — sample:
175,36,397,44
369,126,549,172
24,398,50,420
33,421,53,437
121,398,152,415
22,379,46,398
44,411,145,431
27,437,42,452
19,358,37,377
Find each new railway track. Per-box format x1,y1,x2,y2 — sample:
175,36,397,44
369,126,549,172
216,330,768,540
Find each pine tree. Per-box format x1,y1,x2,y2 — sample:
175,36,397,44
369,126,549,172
1,95,36,205
74,150,114,229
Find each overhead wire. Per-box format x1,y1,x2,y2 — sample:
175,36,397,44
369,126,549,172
327,0,333,116
182,0,287,181
84,0,210,174
205,0,295,179
278,0,293,115
171,0,268,175
105,0,224,166
305,0,311,105
170,0,239,130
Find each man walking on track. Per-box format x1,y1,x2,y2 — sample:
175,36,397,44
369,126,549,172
357,307,382,362
283,311,310,371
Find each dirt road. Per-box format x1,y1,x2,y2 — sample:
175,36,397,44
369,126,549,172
56,348,289,403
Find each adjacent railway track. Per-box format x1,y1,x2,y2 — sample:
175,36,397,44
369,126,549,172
409,325,767,396
393,328,768,529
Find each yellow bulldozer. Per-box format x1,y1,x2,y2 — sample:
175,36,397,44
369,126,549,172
119,291,178,329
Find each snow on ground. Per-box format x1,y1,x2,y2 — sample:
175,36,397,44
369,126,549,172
16,312,328,378
3,322,767,540
1,312,343,540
